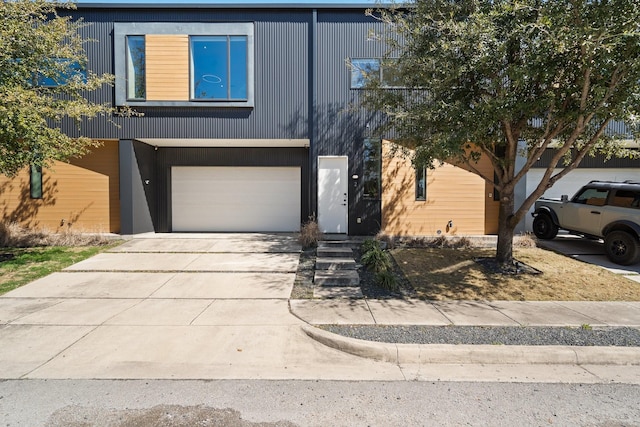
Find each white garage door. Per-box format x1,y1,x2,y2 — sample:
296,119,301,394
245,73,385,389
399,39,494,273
172,166,301,232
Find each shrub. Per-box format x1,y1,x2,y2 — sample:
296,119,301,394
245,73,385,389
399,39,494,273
514,233,537,248
375,270,399,292
0,221,112,248
299,216,321,248
361,239,392,273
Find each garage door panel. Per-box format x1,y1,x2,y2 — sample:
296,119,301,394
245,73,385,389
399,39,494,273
172,167,301,232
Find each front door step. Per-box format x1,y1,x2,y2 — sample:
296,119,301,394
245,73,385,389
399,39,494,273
315,257,356,270
317,247,354,258
314,270,360,287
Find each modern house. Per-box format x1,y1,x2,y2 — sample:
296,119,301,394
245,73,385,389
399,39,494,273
0,2,636,237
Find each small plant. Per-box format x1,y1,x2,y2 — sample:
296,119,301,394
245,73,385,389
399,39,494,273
375,270,399,291
298,216,321,248
0,221,113,248
361,239,392,273
514,233,538,248
581,324,593,331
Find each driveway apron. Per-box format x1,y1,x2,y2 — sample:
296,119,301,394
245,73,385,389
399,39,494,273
0,234,403,381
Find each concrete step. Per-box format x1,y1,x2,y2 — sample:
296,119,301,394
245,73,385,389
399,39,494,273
313,286,363,299
315,257,357,270
317,247,354,258
318,240,360,249
314,270,360,287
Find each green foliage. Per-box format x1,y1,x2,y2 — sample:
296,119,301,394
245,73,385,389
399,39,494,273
375,270,399,292
361,239,392,273
0,0,117,177
364,0,640,262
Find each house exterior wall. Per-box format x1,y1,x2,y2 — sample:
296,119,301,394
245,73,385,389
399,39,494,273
0,140,120,233
0,5,517,236
381,141,495,236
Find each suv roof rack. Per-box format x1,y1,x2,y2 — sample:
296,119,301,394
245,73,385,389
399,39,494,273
587,180,640,185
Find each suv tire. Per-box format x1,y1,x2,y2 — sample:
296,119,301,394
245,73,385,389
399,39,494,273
604,231,640,266
533,213,559,240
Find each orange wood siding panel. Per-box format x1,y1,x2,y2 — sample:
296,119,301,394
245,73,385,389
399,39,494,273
381,141,489,236
0,140,120,233
146,35,190,101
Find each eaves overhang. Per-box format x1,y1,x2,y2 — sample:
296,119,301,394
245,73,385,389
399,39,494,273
135,138,310,148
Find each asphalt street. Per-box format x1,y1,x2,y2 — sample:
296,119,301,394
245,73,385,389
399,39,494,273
1,379,639,426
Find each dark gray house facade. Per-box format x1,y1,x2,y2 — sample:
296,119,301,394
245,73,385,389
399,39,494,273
60,3,386,235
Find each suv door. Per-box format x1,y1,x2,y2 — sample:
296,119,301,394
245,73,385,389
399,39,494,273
600,189,640,228
559,187,609,236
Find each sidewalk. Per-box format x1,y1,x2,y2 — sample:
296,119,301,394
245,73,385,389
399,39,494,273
290,299,640,367
290,299,640,327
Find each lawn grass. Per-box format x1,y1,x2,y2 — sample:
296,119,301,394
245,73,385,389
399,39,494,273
0,243,120,295
392,247,640,301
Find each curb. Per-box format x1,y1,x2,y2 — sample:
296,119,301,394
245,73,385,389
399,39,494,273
301,324,640,366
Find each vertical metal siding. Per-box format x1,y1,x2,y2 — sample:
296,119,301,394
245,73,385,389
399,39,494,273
65,9,309,140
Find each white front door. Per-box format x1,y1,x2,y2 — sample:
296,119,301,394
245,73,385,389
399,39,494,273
318,156,348,233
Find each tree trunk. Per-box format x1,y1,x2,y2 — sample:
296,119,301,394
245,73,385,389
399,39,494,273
496,192,516,265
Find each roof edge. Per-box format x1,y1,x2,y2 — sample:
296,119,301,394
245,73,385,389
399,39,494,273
76,3,381,9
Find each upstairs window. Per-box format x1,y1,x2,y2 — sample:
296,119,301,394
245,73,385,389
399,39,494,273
126,36,146,100
191,36,248,101
350,58,402,89
37,59,85,87
114,23,254,107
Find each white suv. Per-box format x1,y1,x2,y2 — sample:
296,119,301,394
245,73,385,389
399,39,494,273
532,180,640,265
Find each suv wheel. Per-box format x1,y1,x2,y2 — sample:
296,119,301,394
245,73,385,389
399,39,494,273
533,213,558,240
604,231,640,266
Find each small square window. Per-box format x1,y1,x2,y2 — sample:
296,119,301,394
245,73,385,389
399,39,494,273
415,167,426,201
350,59,380,89
350,58,403,89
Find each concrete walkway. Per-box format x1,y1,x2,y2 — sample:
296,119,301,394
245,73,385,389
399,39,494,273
1,233,639,384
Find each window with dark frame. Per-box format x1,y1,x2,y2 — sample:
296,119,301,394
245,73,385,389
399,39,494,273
30,165,42,199
126,35,146,100
36,59,86,87
350,58,402,89
191,35,248,101
415,166,426,201
363,137,381,199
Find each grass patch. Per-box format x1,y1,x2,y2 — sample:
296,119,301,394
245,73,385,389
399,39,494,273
392,247,640,301
0,243,120,295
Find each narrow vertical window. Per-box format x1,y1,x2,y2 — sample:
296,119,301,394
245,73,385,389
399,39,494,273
363,138,381,199
191,35,248,100
415,166,426,200
126,36,146,100
30,165,42,199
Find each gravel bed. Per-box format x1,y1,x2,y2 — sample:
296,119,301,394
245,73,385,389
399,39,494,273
321,325,640,346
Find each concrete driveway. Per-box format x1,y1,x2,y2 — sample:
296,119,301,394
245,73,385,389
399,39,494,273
536,233,640,281
0,233,403,381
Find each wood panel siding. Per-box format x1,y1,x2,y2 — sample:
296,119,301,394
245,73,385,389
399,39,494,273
0,140,120,233
146,35,190,101
381,141,493,236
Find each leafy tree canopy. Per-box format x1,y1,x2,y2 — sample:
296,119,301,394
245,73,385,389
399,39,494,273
0,0,114,177
363,0,640,263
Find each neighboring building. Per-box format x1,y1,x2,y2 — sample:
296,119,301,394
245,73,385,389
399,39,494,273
0,3,633,236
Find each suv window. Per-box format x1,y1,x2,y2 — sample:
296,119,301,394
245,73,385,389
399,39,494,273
572,187,609,206
610,190,640,209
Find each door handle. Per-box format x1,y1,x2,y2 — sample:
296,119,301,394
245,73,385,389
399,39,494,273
590,211,601,215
